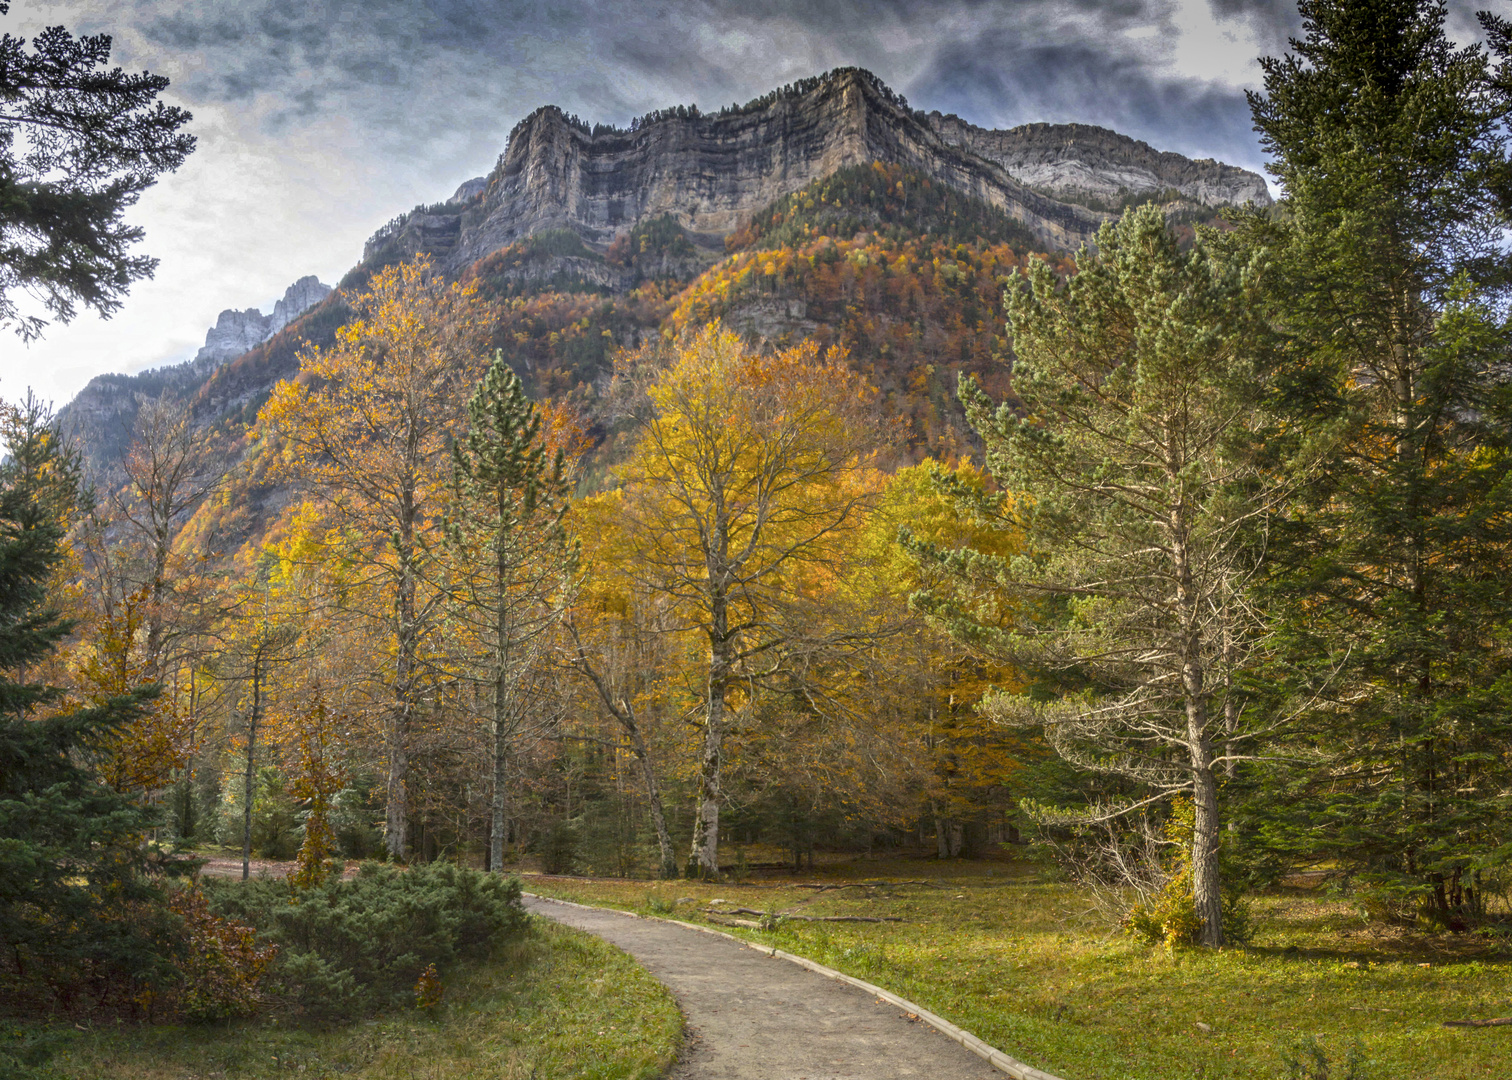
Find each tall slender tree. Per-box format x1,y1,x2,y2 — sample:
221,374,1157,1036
261,256,493,859
445,351,576,875
614,325,880,879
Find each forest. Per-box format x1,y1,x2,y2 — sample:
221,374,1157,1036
5,0,1512,1077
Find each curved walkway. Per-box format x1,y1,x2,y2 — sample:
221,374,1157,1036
524,895,1061,1080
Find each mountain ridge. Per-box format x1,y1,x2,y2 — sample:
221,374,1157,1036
57,67,1271,484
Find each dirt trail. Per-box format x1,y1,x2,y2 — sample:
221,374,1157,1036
525,895,1010,1080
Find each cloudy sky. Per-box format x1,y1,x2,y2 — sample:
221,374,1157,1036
1,0,1504,410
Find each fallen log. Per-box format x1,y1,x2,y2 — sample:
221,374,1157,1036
1443,1017,1512,1028
703,906,908,923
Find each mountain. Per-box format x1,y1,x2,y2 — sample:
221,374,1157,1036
58,67,1271,530
361,68,1267,280
927,115,1271,211
57,275,331,476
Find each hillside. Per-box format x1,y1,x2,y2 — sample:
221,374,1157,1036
58,66,1270,526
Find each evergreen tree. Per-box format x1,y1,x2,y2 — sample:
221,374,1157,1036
1244,0,1512,927
446,352,576,875
0,398,171,1008
919,205,1275,947
0,3,196,340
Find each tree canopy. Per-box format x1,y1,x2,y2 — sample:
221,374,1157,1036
0,3,195,340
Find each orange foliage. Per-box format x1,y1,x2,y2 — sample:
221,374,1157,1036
74,587,195,794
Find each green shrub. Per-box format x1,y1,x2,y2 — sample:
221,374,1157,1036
206,862,526,1020
1123,800,1254,947
0,1022,64,1079
539,820,579,875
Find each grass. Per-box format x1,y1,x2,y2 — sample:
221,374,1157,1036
36,919,681,1080
522,851,1512,1080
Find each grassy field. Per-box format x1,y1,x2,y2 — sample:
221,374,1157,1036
522,851,1512,1080
37,918,681,1080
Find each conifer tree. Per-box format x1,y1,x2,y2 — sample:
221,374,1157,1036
446,352,576,874
1241,0,1512,926
922,206,1277,947
0,398,170,1001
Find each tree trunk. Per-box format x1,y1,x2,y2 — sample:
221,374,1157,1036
630,730,678,879
387,524,416,862
1174,524,1223,947
688,528,732,881
490,710,508,874
241,659,262,882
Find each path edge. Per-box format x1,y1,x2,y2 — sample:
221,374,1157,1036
524,892,1065,1080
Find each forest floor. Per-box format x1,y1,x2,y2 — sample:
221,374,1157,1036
520,849,1512,1080
40,917,681,1080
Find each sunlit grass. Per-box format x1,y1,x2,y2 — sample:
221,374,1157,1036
44,919,681,1080
525,854,1512,1080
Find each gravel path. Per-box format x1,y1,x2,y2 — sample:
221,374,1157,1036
524,895,1011,1080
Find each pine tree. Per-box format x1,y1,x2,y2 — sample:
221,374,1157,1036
0,398,171,1007
0,3,195,340
920,205,1277,947
1243,0,1512,927
446,352,576,875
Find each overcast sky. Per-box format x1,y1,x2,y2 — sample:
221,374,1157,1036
1,0,1504,411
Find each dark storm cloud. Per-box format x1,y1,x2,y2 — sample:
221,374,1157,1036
1208,0,1303,46
912,35,1265,171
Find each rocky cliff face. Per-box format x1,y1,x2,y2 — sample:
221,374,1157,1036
193,276,333,367
268,276,332,338
928,114,1272,210
442,69,1111,271
414,68,1267,275
59,274,332,476
195,308,271,367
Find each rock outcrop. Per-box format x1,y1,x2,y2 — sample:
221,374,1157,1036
59,274,332,476
928,115,1272,210
444,69,1109,270
267,275,332,338
192,276,332,367
194,308,271,367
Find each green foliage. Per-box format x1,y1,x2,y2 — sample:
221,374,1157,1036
0,399,189,1015
607,214,700,281
214,767,301,859
1240,0,1512,928
539,819,580,875
205,861,527,1020
0,1020,64,1080
1124,802,1254,948
729,161,1041,252
1275,1034,1370,1080
0,12,195,340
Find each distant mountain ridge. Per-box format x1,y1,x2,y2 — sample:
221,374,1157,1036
364,68,1268,276
56,275,331,476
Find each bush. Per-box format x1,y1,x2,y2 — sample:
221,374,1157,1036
539,820,579,875
1123,800,1253,948
159,888,276,1022
206,862,526,1020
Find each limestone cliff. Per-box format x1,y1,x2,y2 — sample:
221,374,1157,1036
442,69,1110,271
928,114,1272,210
420,68,1266,274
